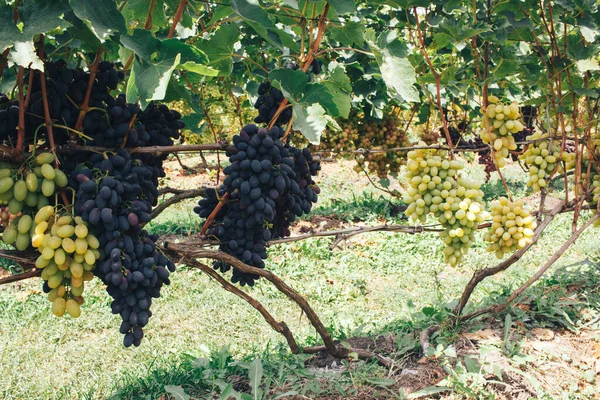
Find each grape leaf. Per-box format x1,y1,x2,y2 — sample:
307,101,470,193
329,21,365,47
8,40,44,70
0,4,21,52
19,0,71,37
63,11,102,51
292,103,329,144
365,29,419,103
269,69,309,102
126,53,181,108
195,23,240,76
0,0,70,55
230,0,272,26
327,0,356,15
70,0,128,42
322,68,352,118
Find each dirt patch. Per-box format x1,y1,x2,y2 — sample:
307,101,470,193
292,215,345,235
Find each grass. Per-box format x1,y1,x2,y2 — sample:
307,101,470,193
0,160,599,399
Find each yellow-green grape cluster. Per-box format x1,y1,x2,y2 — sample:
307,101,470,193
31,206,100,318
403,143,487,266
353,117,411,178
479,96,522,167
318,113,409,179
518,132,576,191
0,152,68,250
485,197,536,259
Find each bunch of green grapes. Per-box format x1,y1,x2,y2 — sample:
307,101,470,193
404,142,487,266
318,113,410,179
353,117,411,178
0,152,68,250
31,205,99,318
485,197,536,259
518,132,576,191
479,96,522,168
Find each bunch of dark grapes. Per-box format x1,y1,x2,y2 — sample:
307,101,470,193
23,60,126,145
193,124,320,286
69,150,176,347
0,93,18,142
253,82,291,126
439,125,499,180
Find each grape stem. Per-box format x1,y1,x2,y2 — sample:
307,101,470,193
164,245,342,357
73,49,102,137
0,49,10,78
0,269,41,285
412,8,454,159
452,196,580,321
172,254,300,354
266,3,330,133
150,187,208,220
168,0,187,38
15,66,25,156
199,192,229,236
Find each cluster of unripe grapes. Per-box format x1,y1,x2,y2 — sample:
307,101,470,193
32,206,99,318
480,96,523,168
518,132,576,191
1,153,68,250
404,143,486,266
318,114,410,179
485,197,536,259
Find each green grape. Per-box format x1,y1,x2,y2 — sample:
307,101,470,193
485,197,537,259
479,96,522,168
403,142,486,266
518,131,576,191
32,207,99,318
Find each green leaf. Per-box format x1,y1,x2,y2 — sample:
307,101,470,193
0,4,21,52
126,53,181,108
366,29,418,103
327,0,355,15
120,29,162,61
70,0,128,42
180,61,219,76
270,69,341,116
0,0,70,55
247,358,263,400
195,23,240,76
576,58,599,72
329,21,365,47
270,68,309,102
8,40,44,70
230,0,272,26
122,30,210,106
164,385,191,400
321,68,352,118
63,11,102,51
407,386,451,399
219,383,240,400
19,0,71,37
293,103,330,144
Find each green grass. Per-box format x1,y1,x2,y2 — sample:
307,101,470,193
0,162,598,399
